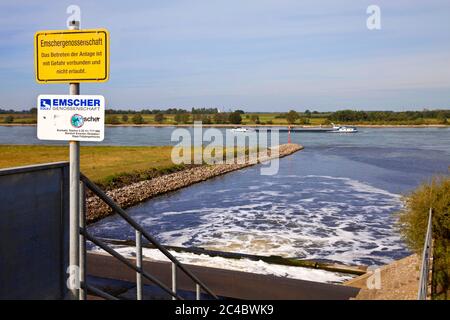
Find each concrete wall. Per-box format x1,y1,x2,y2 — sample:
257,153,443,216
0,162,69,300
87,252,360,300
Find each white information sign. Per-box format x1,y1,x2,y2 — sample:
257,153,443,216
37,94,105,141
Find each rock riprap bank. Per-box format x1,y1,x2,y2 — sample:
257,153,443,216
86,143,303,223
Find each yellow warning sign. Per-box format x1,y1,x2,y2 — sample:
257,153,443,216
34,29,109,83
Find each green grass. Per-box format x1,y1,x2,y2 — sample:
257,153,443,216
1,112,447,125
0,145,253,189
0,113,36,124
109,113,328,125
0,145,177,185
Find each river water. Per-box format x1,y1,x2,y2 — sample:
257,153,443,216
3,126,449,278
84,127,449,268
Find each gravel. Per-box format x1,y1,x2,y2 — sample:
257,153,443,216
86,143,303,223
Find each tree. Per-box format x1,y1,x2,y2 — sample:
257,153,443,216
228,111,242,124
298,117,310,125
286,110,300,124
214,113,228,124
250,115,260,124
3,115,14,123
437,112,448,125
234,109,245,114
397,177,450,298
330,110,368,122
201,115,212,124
105,115,120,124
181,113,190,124
174,113,191,124
192,107,218,114
154,113,165,124
121,115,129,122
174,113,182,124
132,114,145,124
304,109,312,118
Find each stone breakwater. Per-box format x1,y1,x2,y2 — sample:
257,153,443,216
86,143,303,223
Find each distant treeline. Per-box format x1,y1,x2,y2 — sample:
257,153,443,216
104,107,219,115
1,107,449,125
0,108,32,114
329,109,450,123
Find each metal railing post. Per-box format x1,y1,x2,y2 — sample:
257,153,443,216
136,230,143,300
69,140,80,300
82,230,183,299
418,208,433,300
196,284,201,300
80,174,218,300
68,19,81,301
172,262,177,300
79,181,86,300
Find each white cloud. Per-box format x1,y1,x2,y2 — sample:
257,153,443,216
0,0,450,110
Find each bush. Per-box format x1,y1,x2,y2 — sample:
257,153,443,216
174,113,191,124
397,176,450,298
214,113,228,124
286,110,299,124
201,115,212,124
121,115,129,122
132,114,145,124
250,115,260,123
3,115,14,123
228,111,242,124
154,113,165,123
298,117,310,125
105,115,120,124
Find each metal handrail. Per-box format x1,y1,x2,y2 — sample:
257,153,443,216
83,283,120,300
80,173,218,300
82,229,183,299
418,208,433,300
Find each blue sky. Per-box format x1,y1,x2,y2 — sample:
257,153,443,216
0,0,449,111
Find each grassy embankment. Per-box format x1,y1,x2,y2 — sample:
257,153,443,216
0,145,185,189
2,112,447,125
0,145,255,190
1,113,326,125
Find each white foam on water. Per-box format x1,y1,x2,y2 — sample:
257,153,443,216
89,175,407,272
91,245,354,284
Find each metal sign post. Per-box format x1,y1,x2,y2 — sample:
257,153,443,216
68,19,80,300
34,8,108,300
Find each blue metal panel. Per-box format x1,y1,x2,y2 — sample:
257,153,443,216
0,162,69,300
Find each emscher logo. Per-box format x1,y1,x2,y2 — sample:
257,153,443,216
71,114,84,128
40,99,51,110
70,114,101,128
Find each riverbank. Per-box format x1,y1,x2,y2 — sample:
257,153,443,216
86,143,303,223
0,123,448,128
345,254,420,299
0,145,182,184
